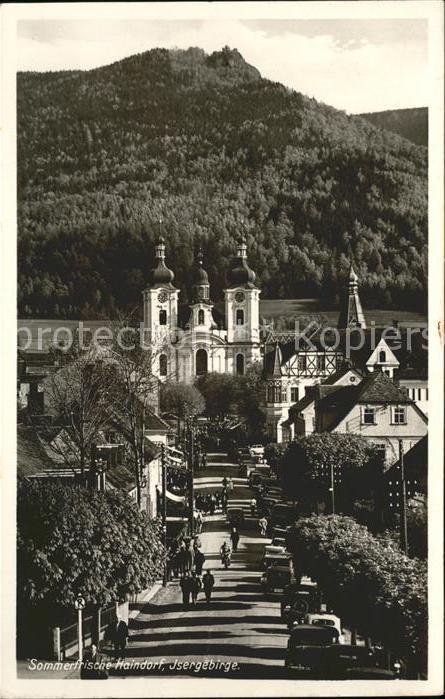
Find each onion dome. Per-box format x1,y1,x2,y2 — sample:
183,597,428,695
191,249,210,302
149,237,175,288
226,237,256,288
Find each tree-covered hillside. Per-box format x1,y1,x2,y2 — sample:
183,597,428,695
357,108,427,147
17,47,427,319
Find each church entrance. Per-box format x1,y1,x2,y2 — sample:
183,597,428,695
196,348,208,376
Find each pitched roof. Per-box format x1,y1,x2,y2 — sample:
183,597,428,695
106,464,137,492
17,425,55,478
383,435,428,492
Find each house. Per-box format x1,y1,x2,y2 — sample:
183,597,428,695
315,370,428,466
284,365,364,440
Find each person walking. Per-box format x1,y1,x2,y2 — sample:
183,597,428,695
250,497,257,517
222,476,228,489
259,516,268,537
221,489,228,514
177,540,186,575
180,571,192,609
80,642,108,679
209,493,216,515
194,547,205,576
183,541,194,573
202,570,215,605
227,477,234,494
190,571,202,605
195,510,203,534
230,527,240,552
113,615,129,661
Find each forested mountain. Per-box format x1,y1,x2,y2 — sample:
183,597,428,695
356,108,428,147
17,47,428,319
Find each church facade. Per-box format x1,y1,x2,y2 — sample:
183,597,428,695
143,237,261,383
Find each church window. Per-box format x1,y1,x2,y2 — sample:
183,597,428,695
236,353,245,375
236,309,244,325
196,349,208,376
379,350,386,363
159,354,168,377
159,309,167,326
198,309,205,325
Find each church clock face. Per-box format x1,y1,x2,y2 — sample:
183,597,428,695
158,290,168,303
235,291,245,303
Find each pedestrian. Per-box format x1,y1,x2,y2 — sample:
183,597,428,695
196,510,203,534
230,527,240,552
190,571,202,605
210,493,216,515
259,516,268,536
202,570,215,604
113,614,129,661
180,571,192,609
221,490,228,514
227,477,234,493
222,476,228,489
194,547,205,575
250,497,257,517
80,642,108,679
183,540,194,573
177,540,186,575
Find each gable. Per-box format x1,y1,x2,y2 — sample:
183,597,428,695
366,338,399,368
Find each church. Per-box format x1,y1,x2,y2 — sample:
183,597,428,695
144,236,427,443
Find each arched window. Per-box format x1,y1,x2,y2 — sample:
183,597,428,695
236,309,244,325
196,349,208,376
379,350,386,363
159,354,168,377
236,353,244,375
159,309,167,326
198,309,205,325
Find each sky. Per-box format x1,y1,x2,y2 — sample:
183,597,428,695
17,17,428,113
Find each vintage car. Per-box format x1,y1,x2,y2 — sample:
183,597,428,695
284,625,339,676
226,507,245,528
262,551,293,570
249,444,265,456
303,613,343,643
281,581,319,620
323,644,381,679
264,537,287,555
271,503,299,528
260,564,295,593
344,667,398,679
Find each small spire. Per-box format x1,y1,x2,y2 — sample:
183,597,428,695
196,248,204,266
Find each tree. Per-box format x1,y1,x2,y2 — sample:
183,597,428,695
195,372,240,418
17,479,166,655
43,344,116,479
160,381,205,432
286,515,427,676
280,434,380,513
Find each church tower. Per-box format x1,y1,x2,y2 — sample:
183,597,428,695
188,249,216,332
337,264,366,329
224,237,261,374
142,237,178,379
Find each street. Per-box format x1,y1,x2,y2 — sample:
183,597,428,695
122,452,289,678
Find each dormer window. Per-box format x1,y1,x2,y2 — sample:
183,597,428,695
198,309,205,325
236,309,244,325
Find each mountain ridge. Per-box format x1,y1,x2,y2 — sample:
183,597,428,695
17,47,427,319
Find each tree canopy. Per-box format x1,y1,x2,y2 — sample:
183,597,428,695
17,47,427,319
160,381,205,418
17,480,166,615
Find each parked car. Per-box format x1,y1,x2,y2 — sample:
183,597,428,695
264,537,287,555
260,564,295,593
323,644,381,679
344,667,398,679
226,507,245,528
249,444,265,457
282,584,319,620
304,613,343,642
284,625,339,676
262,551,293,570
271,503,298,528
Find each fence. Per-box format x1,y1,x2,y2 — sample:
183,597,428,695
53,601,128,660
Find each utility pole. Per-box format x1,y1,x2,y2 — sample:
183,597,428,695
399,439,409,555
329,461,336,515
161,444,168,586
187,417,195,537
